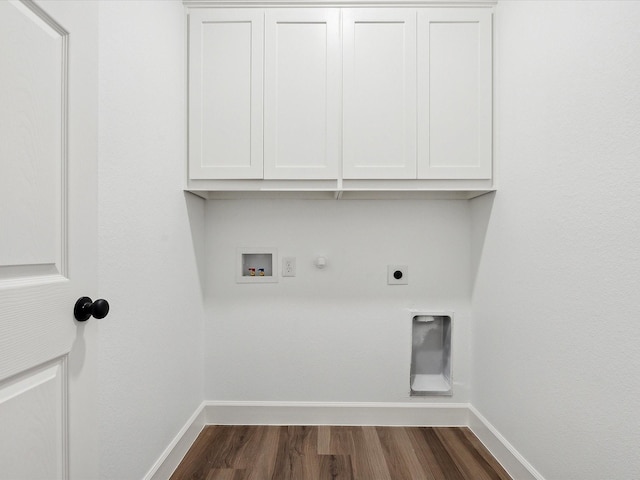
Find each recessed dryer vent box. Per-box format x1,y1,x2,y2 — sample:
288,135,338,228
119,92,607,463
237,248,278,283
410,313,452,396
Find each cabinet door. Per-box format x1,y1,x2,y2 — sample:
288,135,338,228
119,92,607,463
417,9,492,179
343,9,417,179
189,10,263,179
264,9,340,180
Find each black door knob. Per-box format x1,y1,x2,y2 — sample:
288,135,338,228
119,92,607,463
74,297,110,322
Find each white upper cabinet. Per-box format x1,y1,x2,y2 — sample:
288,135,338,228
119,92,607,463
188,9,264,179
186,5,494,197
264,9,341,180
342,9,417,179
417,9,492,179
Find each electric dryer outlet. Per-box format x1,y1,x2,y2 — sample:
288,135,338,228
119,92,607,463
387,265,408,285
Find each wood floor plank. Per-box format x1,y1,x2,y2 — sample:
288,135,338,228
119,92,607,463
221,424,266,469
319,455,354,480
350,426,392,480
205,468,244,480
435,428,507,480
170,426,233,480
317,425,331,454
291,426,321,479
171,425,512,480
460,428,512,480
376,427,434,480
205,425,261,470
244,426,280,480
271,426,291,480
271,426,321,480
406,427,448,480
411,427,467,480
327,426,356,455
209,426,240,469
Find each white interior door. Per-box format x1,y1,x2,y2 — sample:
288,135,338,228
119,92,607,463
0,1,99,478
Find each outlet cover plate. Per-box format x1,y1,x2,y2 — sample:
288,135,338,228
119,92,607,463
388,265,408,285
282,257,296,277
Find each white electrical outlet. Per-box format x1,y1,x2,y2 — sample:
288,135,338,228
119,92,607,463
388,265,408,285
282,257,296,277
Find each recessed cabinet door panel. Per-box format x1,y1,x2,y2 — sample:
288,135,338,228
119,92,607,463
418,9,492,179
0,0,62,278
264,9,340,180
0,361,65,479
343,9,417,179
189,10,263,179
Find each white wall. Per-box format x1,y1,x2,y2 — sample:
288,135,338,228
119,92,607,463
471,1,640,478
205,200,472,403
98,2,205,479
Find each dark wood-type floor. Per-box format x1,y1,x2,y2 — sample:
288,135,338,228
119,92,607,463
170,426,512,480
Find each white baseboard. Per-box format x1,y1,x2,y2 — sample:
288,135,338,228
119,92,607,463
204,400,470,426
468,405,545,480
147,401,544,480
145,402,207,480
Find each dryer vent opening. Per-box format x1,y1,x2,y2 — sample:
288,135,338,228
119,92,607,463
410,314,452,396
